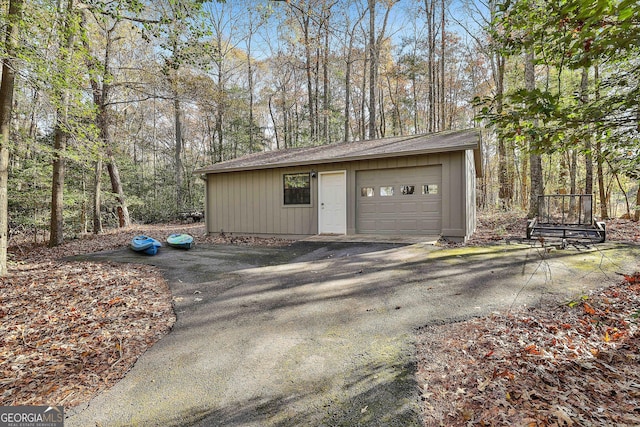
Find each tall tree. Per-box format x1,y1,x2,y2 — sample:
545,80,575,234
526,50,543,218
50,0,79,247
368,0,395,139
439,0,446,130
490,0,511,209
287,0,319,143
205,0,250,159
82,9,133,231
320,1,336,143
594,64,608,219
465,0,513,208
155,0,207,212
242,2,266,152
580,68,592,196
0,0,23,274
368,0,376,139
341,1,366,142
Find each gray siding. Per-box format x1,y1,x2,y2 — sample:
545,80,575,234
439,151,466,238
356,166,442,234
205,151,472,239
206,167,318,236
465,149,477,239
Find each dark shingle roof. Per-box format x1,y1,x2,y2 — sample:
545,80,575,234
194,129,481,174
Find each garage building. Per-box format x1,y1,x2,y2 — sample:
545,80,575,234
195,129,482,241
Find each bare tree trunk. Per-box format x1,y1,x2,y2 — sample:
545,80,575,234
216,97,223,160
81,11,130,229
486,0,511,209
342,4,365,142
526,51,543,218
360,54,368,141
590,65,608,219
322,13,330,143
581,68,593,196
0,0,22,274
106,149,130,227
50,0,76,248
93,158,102,233
83,9,103,234
174,96,183,211
282,93,288,149
247,49,255,153
568,149,578,217
368,0,376,139
495,56,511,209
613,171,631,218
367,0,394,139
97,95,130,229
300,12,316,142
635,182,640,222
636,106,640,221
497,141,510,209
27,88,39,155
269,96,279,149
528,153,543,217
344,50,353,142
570,149,578,194
50,127,66,245
378,85,385,137
294,103,301,146
635,101,640,221
596,138,607,218
314,46,320,141
80,169,87,233
385,72,403,135
412,72,418,133
282,98,288,149
246,10,258,153
425,0,435,132
439,0,446,131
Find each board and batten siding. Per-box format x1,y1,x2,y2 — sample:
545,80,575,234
465,149,477,238
206,167,318,236
439,150,467,239
205,151,472,239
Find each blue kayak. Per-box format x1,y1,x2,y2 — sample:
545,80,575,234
130,235,162,255
167,233,194,249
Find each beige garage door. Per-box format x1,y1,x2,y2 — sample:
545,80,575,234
356,165,442,234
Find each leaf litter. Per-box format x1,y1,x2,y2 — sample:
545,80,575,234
2,222,289,409
0,260,174,408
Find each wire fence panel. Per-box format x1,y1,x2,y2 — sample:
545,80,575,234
537,194,593,225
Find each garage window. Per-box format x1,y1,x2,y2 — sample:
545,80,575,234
380,186,394,196
401,185,415,195
422,184,438,195
284,173,311,205
361,187,374,197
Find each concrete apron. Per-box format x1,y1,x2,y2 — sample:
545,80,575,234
66,241,640,426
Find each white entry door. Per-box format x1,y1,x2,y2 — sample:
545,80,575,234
318,171,346,234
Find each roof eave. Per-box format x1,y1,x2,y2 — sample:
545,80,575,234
194,143,479,175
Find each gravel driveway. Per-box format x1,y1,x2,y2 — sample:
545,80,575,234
66,239,640,426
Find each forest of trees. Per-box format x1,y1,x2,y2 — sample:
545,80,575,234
0,0,638,273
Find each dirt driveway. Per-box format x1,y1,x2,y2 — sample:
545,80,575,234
66,239,640,426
